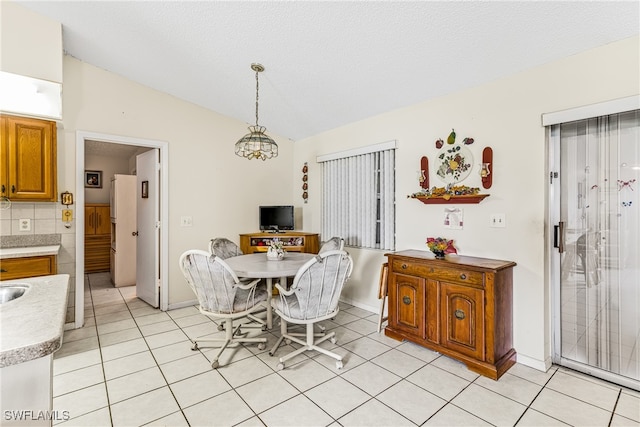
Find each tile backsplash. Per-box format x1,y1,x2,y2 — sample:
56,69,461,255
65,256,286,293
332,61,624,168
1,202,77,325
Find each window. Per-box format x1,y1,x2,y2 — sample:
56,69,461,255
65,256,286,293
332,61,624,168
317,141,396,250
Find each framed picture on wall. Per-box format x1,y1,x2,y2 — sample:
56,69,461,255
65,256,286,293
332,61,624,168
85,170,102,188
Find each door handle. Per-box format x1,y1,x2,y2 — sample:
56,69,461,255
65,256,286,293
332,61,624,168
554,221,565,253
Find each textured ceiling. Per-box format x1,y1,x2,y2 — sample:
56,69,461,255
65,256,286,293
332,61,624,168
85,139,151,159
16,1,640,142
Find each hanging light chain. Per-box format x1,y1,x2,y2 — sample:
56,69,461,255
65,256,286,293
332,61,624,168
251,63,265,127
255,67,260,126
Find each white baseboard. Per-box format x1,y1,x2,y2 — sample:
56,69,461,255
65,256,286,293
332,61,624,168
167,299,198,311
339,297,380,315
516,353,553,372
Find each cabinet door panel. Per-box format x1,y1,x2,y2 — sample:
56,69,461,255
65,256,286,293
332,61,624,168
5,116,56,201
95,206,111,235
391,273,425,337
441,282,485,360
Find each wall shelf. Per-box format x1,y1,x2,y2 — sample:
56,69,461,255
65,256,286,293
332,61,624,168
410,194,490,204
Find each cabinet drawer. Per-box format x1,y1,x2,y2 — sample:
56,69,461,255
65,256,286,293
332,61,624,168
391,260,484,286
0,255,56,280
430,267,484,286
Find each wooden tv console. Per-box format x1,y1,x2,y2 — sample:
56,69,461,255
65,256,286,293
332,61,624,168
239,232,320,254
385,250,517,380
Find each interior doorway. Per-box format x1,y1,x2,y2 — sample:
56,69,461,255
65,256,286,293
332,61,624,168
74,131,169,329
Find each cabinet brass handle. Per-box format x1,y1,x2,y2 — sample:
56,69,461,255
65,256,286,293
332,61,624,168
132,231,138,236
401,264,408,269
454,309,465,320
0,269,7,272
11,185,15,193
402,296,411,305
460,274,467,280
1,184,5,193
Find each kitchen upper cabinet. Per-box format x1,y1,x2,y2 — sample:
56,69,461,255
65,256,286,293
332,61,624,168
0,114,57,202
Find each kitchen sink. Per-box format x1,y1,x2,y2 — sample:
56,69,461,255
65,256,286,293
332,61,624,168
0,284,29,304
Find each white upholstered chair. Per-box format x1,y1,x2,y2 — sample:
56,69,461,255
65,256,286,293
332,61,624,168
318,236,345,253
209,237,243,259
179,249,267,369
269,250,353,370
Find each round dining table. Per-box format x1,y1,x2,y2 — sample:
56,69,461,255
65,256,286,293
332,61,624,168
225,252,316,329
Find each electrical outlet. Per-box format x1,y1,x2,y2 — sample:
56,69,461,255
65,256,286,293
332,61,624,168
19,218,31,231
180,216,193,227
490,213,506,228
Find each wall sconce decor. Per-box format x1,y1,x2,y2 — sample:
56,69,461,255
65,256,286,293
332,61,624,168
481,147,493,189
420,156,429,189
61,191,74,205
302,163,309,203
60,191,74,228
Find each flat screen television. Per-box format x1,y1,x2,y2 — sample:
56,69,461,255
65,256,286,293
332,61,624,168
259,205,294,232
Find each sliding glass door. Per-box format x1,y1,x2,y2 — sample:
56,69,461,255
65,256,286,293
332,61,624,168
551,110,639,390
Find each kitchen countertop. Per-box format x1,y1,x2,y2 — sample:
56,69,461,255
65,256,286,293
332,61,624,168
0,245,61,259
0,274,69,368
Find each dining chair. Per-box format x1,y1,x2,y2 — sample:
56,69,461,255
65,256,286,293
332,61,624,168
209,237,243,259
318,236,345,253
179,249,267,369
269,250,353,370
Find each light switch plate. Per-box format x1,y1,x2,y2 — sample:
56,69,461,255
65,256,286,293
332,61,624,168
180,216,193,227
490,213,506,228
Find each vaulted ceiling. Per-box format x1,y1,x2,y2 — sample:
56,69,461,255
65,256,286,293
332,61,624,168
16,1,640,141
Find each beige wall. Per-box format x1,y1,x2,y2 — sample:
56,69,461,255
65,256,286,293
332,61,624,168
84,155,133,205
62,56,296,305
295,35,640,369
0,1,62,83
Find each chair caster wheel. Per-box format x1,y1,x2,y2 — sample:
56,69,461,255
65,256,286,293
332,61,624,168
330,336,337,344
257,343,266,351
268,351,275,357
262,325,268,331
336,361,343,370
277,363,284,371
217,324,225,331
211,360,219,369
191,343,199,351
285,339,292,345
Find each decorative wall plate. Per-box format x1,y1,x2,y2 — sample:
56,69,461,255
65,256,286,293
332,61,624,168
436,145,473,184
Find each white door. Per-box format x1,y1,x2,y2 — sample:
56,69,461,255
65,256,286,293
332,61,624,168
136,149,160,307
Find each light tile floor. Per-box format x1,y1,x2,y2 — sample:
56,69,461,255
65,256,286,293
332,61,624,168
52,273,640,426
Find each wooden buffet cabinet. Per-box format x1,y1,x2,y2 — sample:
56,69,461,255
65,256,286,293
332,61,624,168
385,250,516,380
239,232,319,254
85,203,111,273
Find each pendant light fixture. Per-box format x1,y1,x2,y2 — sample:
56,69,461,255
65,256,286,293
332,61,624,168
234,63,278,161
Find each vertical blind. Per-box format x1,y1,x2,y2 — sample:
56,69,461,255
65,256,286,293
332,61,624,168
318,144,395,250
